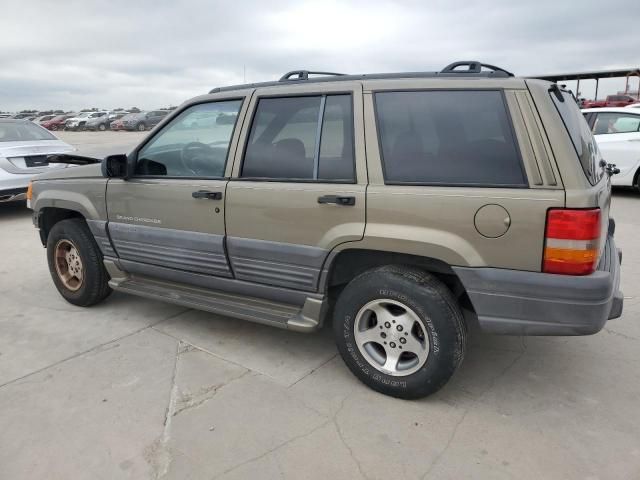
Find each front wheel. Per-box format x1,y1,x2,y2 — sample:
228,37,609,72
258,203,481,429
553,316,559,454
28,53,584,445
98,123,106,131
137,122,146,131
333,265,466,399
46,218,112,307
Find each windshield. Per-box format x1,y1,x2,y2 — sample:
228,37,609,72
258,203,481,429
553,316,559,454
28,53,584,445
0,122,57,142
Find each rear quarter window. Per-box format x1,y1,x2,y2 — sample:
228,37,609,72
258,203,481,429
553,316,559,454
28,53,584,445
374,90,526,186
550,90,604,185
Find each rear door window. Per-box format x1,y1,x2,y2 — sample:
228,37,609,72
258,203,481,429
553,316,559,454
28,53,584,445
550,90,604,185
374,90,526,186
241,94,355,182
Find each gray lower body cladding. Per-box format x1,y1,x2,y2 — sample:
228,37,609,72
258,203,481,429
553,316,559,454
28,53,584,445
86,220,116,257
106,222,232,277
226,237,327,291
454,235,623,335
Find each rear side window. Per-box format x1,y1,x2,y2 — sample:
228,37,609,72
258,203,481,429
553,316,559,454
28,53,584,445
242,94,355,182
374,90,526,186
550,90,604,185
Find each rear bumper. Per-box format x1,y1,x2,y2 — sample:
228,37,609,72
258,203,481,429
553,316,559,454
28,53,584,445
453,235,623,336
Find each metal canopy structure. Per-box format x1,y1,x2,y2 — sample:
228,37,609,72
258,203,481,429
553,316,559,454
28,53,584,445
532,68,640,100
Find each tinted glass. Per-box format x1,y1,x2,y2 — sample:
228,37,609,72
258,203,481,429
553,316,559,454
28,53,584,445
592,112,640,135
135,100,242,177
318,95,355,181
243,96,319,179
550,90,604,185
375,90,525,185
0,121,56,142
242,95,355,181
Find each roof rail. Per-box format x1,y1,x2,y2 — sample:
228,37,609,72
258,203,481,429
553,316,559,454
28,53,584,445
208,61,516,93
440,61,514,78
279,70,346,82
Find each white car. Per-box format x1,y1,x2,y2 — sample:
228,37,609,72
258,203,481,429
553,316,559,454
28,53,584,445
65,111,109,131
582,107,640,189
0,119,74,202
625,102,640,109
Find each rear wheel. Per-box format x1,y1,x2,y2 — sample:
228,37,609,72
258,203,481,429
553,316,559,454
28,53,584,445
333,265,466,399
46,219,112,307
98,123,106,131
50,125,58,131
137,122,146,131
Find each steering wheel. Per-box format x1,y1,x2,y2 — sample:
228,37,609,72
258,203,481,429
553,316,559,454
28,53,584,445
180,142,215,176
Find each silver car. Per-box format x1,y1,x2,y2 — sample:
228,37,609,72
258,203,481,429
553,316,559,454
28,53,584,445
0,119,74,202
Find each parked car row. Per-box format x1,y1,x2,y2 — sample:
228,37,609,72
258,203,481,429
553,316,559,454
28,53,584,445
62,110,170,131
580,95,640,108
0,110,172,132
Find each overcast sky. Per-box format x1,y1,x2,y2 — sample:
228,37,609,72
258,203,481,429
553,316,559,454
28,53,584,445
1,0,639,112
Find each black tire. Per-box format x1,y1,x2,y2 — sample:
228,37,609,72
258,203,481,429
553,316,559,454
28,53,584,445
333,265,466,399
137,122,146,131
46,218,112,307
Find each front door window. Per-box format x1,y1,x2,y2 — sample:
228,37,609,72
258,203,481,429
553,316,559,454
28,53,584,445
135,100,243,178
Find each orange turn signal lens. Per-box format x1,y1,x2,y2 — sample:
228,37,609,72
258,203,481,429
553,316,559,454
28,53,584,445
543,247,599,275
26,182,33,201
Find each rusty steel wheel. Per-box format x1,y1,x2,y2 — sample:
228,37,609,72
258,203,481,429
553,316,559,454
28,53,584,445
54,239,84,291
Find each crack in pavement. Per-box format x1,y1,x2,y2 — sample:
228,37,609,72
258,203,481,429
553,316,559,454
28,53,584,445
0,308,190,390
287,353,338,389
604,327,639,342
421,346,528,480
150,340,182,480
211,419,333,479
333,396,369,480
172,370,251,418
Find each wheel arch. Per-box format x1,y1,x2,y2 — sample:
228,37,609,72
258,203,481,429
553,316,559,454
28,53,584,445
320,248,475,314
37,207,86,246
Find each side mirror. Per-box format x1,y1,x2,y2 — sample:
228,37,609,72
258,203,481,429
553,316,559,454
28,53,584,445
101,154,128,178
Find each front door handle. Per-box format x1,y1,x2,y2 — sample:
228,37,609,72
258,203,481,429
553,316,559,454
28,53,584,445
192,190,222,200
317,195,356,206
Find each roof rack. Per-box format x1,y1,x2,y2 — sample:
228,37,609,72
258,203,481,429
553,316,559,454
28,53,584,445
440,61,514,77
279,70,346,81
209,60,515,93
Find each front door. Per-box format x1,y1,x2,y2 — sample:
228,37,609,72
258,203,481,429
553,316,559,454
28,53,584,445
225,82,367,292
106,95,250,281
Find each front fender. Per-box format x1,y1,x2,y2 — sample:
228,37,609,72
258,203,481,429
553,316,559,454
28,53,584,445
31,179,108,221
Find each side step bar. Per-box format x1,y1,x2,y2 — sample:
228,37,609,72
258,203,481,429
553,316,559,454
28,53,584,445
109,276,325,332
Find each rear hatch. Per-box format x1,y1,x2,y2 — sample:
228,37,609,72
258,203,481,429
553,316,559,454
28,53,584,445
547,87,611,261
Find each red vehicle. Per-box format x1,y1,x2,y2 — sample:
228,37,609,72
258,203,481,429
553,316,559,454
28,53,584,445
41,114,76,131
582,95,640,108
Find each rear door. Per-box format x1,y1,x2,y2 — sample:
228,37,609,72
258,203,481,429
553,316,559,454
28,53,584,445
106,93,251,282
363,81,565,272
225,82,366,291
590,110,640,185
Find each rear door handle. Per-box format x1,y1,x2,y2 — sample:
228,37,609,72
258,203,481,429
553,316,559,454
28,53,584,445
192,190,222,200
317,195,356,206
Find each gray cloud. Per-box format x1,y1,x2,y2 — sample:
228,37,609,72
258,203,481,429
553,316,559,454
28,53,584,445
1,0,639,111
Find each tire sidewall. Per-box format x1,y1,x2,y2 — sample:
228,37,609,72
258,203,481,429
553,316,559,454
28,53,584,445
46,220,107,306
334,269,463,398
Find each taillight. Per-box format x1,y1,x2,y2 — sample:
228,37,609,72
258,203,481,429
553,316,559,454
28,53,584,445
543,208,601,275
